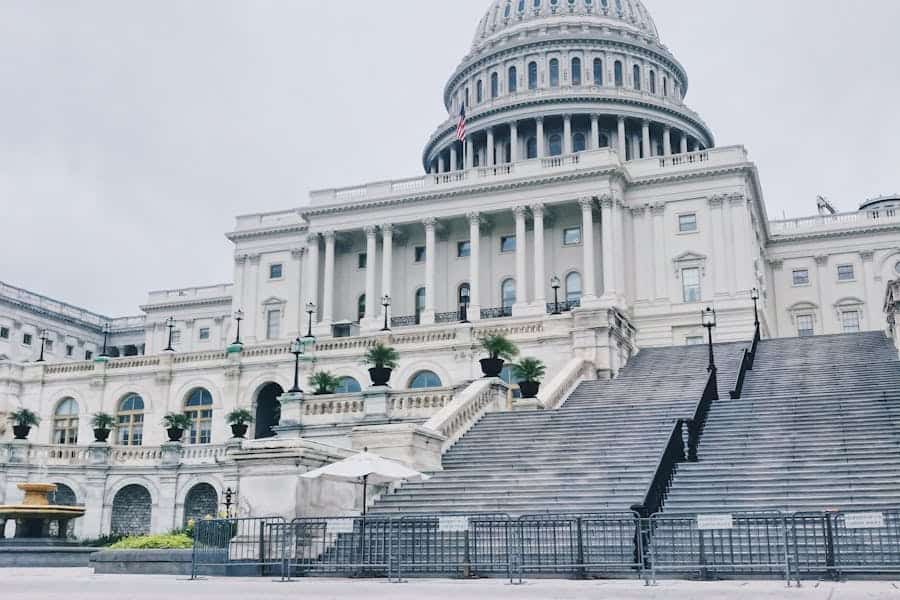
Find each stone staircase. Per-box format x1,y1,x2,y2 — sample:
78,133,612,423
664,331,900,514
371,342,745,515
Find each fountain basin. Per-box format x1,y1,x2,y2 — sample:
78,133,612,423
0,483,86,541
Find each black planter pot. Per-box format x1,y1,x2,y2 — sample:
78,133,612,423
93,428,111,443
166,427,185,442
369,367,392,387
518,381,540,399
12,425,31,440
480,358,505,378
230,423,248,439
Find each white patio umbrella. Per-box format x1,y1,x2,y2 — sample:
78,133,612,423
300,448,428,516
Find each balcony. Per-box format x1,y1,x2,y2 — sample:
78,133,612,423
769,209,900,238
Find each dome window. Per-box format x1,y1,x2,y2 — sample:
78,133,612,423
508,66,518,93
615,0,623,16
517,0,525,15
504,1,512,18
573,132,586,153
476,79,483,103
550,0,559,11
549,58,560,87
649,70,656,94
533,0,542,9
598,133,610,148
528,62,538,90
584,0,594,11
549,134,563,156
633,64,641,91
614,61,623,87
526,137,538,159
593,58,603,86
663,76,668,96
567,0,576,13
491,72,499,99
571,57,582,86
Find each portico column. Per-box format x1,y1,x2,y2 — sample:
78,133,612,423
514,206,529,311
617,117,627,160
422,218,437,324
510,122,519,162
381,225,393,325
322,230,335,327
641,120,651,158
680,134,688,155
486,127,495,167
563,114,573,154
590,115,600,150
305,234,320,323
245,254,261,341
663,126,672,156
531,204,546,309
580,197,598,302
465,138,474,169
536,117,545,158
364,226,377,324
289,247,305,337
450,144,458,171
438,155,446,173
468,213,482,321
600,195,616,300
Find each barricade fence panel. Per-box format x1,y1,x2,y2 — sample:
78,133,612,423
191,517,288,579
832,509,900,574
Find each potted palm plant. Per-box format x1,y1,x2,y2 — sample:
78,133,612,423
310,371,341,395
479,334,519,377
8,408,40,440
162,413,192,443
364,343,399,387
225,408,254,439
91,412,116,443
511,357,546,399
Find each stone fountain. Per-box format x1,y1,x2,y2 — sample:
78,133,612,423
0,483,86,543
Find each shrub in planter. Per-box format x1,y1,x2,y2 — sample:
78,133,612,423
364,343,399,386
479,335,519,377
8,408,40,440
511,357,546,399
162,413,192,442
310,371,341,396
91,412,116,443
225,408,254,439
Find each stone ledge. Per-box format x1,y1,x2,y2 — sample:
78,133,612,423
90,549,197,575
0,545,95,568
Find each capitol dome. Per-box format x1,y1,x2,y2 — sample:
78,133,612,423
421,0,714,174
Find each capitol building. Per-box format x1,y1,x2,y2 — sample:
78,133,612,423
2,0,900,541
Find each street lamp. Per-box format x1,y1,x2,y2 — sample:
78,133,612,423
232,309,244,345
36,329,51,362
701,307,717,373
100,323,111,357
224,487,234,516
289,337,304,393
381,295,391,331
164,316,176,352
750,288,760,329
550,275,562,315
305,302,316,339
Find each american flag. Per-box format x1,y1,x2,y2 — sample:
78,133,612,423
455,105,467,142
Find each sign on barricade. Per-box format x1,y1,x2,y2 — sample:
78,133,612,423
697,514,733,531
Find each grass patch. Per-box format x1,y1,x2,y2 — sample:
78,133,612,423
108,533,193,550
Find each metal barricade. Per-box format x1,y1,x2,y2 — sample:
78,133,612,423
832,510,900,576
286,515,395,578
788,512,832,577
648,512,793,585
191,517,288,579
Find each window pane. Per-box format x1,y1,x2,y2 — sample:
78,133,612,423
563,227,582,245
565,272,582,303
682,268,701,303
797,315,814,337
457,241,471,257
593,59,603,85
528,62,538,90
508,66,517,93
686,336,704,346
841,311,860,333
573,133,586,153
549,59,559,87
501,236,516,252
678,214,697,232
269,264,283,279
837,265,854,281
793,269,809,285
266,310,281,339
414,246,426,262
502,279,516,309
358,253,367,269
571,58,581,86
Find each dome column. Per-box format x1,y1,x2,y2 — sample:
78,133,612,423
513,206,529,313
663,127,672,156
563,115,573,155
591,115,600,150
617,117,627,160
641,120,651,159
531,204,546,309
536,117,545,158
486,127,495,167
438,154,446,173
450,144,458,172
421,218,437,325
579,198,598,303
465,138,474,169
363,226,378,327
510,121,519,162
322,231,336,328
381,225,393,327
680,133,688,155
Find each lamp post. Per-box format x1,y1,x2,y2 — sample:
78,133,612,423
551,275,562,315
36,329,50,362
224,487,234,516
701,307,717,373
289,337,304,393
381,295,391,331
100,323,111,357
232,309,244,345
750,288,760,329
164,316,176,352
305,302,316,339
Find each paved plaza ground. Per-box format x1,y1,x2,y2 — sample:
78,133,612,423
3,569,900,599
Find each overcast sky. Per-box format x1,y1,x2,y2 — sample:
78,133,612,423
2,0,899,317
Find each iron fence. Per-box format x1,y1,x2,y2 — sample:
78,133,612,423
191,516,288,579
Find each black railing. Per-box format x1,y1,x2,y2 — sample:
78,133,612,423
686,370,719,462
631,420,685,521
545,299,581,314
480,306,513,319
748,322,761,369
390,315,418,328
434,311,462,324
729,324,762,399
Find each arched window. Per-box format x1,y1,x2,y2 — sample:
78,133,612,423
111,485,151,536
633,64,641,90
184,388,213,445
414,287,426,325
549,58,559,87
183,483,218,525
409,370,442,389
490,72,499,99
663,76,668,96
464,87,470,107
573,132,586,153
614,61,623,87
526,137,538,159
649,70,656,94
548,134,562,156
566,272,583,305
53,398,79,445
117,393,144,446
357,294,366,322
335,376,362,394
527,61,538,90
598,132,610,148
254,382,282,439
517,0,525,13
508,66,518,93
476,79,483,103
501,279,516,315
593,58,603,85
571,57,581,86
458,283,471,309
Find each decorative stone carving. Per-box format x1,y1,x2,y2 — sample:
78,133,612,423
814,254,829,266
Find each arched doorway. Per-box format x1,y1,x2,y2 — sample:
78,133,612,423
254,382,284,439
111,484,152,536
183,483,218,525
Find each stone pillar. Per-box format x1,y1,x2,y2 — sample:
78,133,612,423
617,116,627,160
859,250,876,329
600,195,616,300
531,204,546,308
422,218,437,324
381,224,393,325
450,145,458,172
514,206,528,311
591,115,600,150
288,247,305,338
486,127,495,167
322,231,335,327
468,213,482,321
465,138,474,169
663,127,672,156
680,134,688,154
536,117,545,158
641,121,651,159
305,234,320,324
245,254,261,342
631,133,641,161
364,226,377,324
510,121,519,162
563,114,573,154
651,203,667,300
438,155,446,173
580,197,598,302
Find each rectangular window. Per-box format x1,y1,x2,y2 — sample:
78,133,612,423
797,314,814,337
269,263,283,279
414,246,426,263
686,336,704,346
22,333,32,346
681,267,701,303
266,309,281,340
198,328,210,340
678,213,698,233
85,350,93,360
563,227,582,246
841,310,860,333
837,264,855,281
457,241,471,258
45,340,53,352
792,269,810,286
66,344,74,357
171,330,182,346
500,235,516,253
358,253,367,269
0,327,8,339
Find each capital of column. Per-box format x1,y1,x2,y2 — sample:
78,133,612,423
306,233,320,245
364,225,378,238
290,247,306,259
322,230,336,242
814,254,829,266
651,202,666,216
513,205,528,218
381,223,393,236
247,253,261,265
860,249,875,262
530,203,545,217
642,119,651,127
579,197,595,211
708,194,725,208
422,217,437,231
727,193,747,206
234,254,249,265
598,194,614,209
536,116,544,124
617,115,625,124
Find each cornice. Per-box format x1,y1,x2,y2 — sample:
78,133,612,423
139,295,233,313
767,221,900,244
628,163,754,187
0,296,106,335
225,223,308,243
